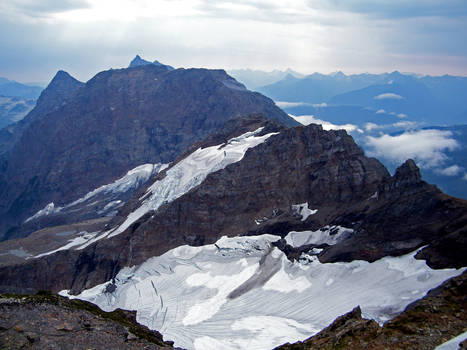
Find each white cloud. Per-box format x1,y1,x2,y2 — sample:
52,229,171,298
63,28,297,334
463,174,467,181
365,122,383,131
275,101,310,108
313,102,328,107
436,165,464,176
291,114,361,133
375,109,386,114
397,113,407,118
365,129,460,168
393,121,417,129
374,93,403,100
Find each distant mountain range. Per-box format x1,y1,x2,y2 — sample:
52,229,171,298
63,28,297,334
258,71,467,126
228,68,304,90
0,77,44,129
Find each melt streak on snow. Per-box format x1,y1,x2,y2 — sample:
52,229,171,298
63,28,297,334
107,128,278,238
61,234,465,350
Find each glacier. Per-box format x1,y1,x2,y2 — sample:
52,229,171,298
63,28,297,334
61,234,465,350
25,163,167,223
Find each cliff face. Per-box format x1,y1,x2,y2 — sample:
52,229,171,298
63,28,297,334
0,65,294,240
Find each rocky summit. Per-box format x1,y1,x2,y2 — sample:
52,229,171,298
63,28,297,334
0,64,294,240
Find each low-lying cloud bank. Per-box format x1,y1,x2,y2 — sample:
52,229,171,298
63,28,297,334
365,129,459,168
290,114,362,133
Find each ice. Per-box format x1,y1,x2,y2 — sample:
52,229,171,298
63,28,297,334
34,231,99,258
435,331,467,350
24,202,60,223
108,128,278,238
61,234,465,350
24,163,167,223
285,225,353,248
291,203,317,221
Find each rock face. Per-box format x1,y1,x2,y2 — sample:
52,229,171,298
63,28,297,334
0,292,178,350
0,64,295,240
0,70,84,156
275,271,467,350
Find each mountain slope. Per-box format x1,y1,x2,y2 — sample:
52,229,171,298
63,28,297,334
0,65,295,240
0,116,465,349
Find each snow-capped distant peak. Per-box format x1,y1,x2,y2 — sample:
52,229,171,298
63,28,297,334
107,127,279,238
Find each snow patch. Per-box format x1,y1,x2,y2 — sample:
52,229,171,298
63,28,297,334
291,202,317,221
24,163,167,223
24,202,61,223
285,226,353,248
34,231,100,258
435,331,467,350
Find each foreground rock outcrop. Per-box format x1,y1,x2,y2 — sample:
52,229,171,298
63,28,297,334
0,292,179,349
275,271,467,350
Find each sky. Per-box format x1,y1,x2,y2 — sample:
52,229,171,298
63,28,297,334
1,0,467,84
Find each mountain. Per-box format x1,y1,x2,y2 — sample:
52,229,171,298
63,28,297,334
0,77,43,130
0,115,465,349
259,71,467,125
257,72,387,104
0,96,36,129
129,55,175,71
0,77,43,100
0,64,296,240
228,68,304,90
0,70,84,157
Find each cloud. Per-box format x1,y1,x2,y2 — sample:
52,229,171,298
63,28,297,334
463,174,467,181
291,114,361,133
393,121,417,129
397,113,407,118
374,93,403,100
375,109,386,114
306,0,467,19
1,0,90,18
365,129,460,168
275,101,311,108
436,165,464,176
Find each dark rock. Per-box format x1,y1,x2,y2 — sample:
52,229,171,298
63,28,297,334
0,293,180,349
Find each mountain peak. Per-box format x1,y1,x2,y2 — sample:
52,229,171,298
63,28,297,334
128,55,153,68
129,55,174,70
50,70,80,85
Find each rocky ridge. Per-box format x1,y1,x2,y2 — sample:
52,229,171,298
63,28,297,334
0,291,179,349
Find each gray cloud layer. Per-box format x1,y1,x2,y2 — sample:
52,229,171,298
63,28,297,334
1,0,466,83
